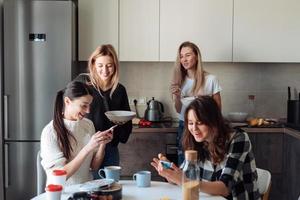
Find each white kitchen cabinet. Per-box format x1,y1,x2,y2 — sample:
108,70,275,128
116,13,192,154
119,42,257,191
160,0,233,62
78,0,118,60
119,0,159,61
233,0,300,62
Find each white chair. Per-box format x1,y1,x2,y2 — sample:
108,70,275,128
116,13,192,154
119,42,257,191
36,150,46,195
256,168,271,200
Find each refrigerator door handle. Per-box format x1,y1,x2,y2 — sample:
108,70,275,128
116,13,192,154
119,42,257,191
4,144,10,188
4,95,9,139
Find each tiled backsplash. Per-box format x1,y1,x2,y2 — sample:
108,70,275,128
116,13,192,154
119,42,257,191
75,61,300,119
119,62,300,119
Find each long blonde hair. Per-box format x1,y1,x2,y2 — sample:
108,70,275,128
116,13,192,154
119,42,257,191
88,44,119,97
171,41,206,95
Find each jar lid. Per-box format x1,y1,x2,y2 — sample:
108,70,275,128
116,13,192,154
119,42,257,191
185,150,197,161
52,169,67,176
45,184,63,192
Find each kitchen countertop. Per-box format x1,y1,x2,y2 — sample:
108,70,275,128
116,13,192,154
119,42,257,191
133,121,179,133
238,127,300,140
132,122,300,140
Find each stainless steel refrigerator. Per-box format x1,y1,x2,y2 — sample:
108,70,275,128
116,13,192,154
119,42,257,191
2,0,76,199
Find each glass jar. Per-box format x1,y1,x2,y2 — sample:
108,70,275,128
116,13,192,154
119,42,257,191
248,95,256,119
182,150,200,200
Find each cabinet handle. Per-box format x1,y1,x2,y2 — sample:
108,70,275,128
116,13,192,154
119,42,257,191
4,144,10,188
4,95,9,139
168,146,178,150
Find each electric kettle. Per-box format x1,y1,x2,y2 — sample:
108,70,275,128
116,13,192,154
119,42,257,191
144,97,164,122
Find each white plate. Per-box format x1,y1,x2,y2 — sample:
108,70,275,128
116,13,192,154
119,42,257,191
79,179,115,192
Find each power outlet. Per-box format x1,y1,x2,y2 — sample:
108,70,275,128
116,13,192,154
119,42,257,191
137,97,147,105
128,97,137,105
129,97,147,105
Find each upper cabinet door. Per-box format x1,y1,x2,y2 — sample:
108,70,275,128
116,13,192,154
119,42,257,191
119,0,159,61
160,0,233,62
78,0,118,61
233,0,300,62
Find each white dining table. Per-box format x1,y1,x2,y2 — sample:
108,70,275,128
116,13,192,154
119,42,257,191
32,180,226,200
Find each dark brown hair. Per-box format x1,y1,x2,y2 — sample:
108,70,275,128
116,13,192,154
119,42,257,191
53,81,93,160
182,96,232,163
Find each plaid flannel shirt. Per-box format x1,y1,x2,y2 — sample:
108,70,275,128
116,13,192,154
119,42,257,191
198,130,261,200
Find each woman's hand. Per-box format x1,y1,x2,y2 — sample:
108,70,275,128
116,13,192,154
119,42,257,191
64,130,113,179
98,129,113,145
170,84,182,113
151,155,182,185
89,129,113,170
85,130,113,153
170,84,181,99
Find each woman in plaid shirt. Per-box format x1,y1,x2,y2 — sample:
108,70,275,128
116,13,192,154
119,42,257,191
151,96,261,200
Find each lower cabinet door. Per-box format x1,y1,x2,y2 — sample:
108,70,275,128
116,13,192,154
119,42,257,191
119,132,175,181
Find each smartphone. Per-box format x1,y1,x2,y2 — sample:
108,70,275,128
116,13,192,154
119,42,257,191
160,160,172,169
106,125,118,133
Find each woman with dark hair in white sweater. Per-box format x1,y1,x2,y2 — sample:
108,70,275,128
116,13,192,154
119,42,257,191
40,81,113,185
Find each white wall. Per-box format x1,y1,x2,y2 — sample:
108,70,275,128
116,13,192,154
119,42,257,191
119,62,300,119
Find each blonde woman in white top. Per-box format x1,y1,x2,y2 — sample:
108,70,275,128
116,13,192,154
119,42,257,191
40,81,113,185
170,41,222,165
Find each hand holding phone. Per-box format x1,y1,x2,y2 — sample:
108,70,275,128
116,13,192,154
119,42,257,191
160,160,172,169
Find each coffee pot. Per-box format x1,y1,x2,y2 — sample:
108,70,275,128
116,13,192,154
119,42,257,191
144,97,164,122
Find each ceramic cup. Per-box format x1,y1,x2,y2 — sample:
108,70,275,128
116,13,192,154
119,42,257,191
133,170,151,187
98,166,121,182
50,169,67,189
45,184,62,200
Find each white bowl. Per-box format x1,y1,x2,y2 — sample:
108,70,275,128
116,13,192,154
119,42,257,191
227,112,248,122
181,96,196,107
105,110,136,125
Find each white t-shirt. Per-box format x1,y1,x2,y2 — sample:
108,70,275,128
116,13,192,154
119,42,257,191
40,118,95,185
179,74,222,120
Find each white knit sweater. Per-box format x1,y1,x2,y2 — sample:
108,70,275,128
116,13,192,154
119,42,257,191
40,118,95,185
